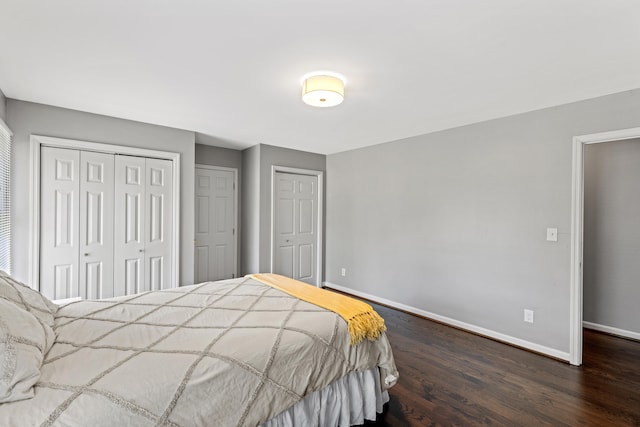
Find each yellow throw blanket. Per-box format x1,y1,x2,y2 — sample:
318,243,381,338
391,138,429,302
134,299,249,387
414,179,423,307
249,273,386,345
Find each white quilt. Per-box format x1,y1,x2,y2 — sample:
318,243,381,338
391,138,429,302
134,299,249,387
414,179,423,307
0,276,398,427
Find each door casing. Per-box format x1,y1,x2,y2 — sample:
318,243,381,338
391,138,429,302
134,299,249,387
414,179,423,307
29,134,181,292
570,126,640,366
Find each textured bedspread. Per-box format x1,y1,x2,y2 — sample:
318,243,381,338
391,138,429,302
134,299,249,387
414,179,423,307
0,276,397,427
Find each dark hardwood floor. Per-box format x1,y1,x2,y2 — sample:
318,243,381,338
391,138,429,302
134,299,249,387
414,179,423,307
367,302,640,426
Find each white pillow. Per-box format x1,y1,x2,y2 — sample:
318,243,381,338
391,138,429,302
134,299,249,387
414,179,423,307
0,298,55,402
0,270,57,328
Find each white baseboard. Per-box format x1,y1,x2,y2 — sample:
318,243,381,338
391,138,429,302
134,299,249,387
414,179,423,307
583,321,640,341
323,281,571,362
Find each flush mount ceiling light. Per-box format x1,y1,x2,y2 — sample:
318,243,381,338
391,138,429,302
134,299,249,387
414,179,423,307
301,71,346,107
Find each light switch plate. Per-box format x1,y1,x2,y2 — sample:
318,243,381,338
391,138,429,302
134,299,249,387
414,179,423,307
546,228,558,242
524,309,534,323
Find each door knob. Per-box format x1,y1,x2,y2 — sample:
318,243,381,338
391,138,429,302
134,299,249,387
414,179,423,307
139,249,145,253
84,253,90,257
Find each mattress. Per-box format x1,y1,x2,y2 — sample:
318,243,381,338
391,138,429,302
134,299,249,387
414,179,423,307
0,276,398,426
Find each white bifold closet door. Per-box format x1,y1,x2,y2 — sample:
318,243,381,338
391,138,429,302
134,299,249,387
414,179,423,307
40,147,173,300
40,147,115,299
114,155,173,295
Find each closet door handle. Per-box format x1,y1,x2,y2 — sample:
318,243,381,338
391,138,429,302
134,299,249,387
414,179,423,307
84,253,90,257
139,249,145,253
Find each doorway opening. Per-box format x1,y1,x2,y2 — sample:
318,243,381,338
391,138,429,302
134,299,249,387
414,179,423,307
570,126,640,365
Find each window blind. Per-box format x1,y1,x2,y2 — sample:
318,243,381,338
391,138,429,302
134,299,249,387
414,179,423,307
0,118,12,274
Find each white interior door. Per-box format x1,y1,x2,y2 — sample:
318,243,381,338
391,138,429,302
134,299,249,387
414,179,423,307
194,166,237,282
145,158,173,291
114,155,146,295
40,147,80,300
274,172,318,285
79,151,114,299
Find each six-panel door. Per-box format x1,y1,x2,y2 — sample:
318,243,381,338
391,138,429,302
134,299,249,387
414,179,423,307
194,167,236,283
274,172,318,285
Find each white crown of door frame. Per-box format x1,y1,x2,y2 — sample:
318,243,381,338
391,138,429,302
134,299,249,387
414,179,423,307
570,126,640,366
270,165,324,287
29,134,181,291
195,164,239,279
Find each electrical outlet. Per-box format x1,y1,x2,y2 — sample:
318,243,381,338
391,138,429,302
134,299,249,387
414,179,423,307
341,268,346,277
524,309,534,323
546,228,558,242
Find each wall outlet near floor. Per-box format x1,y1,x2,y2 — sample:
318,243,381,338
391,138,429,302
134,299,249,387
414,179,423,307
546,227,558,242
524,309,534,323
341,268,346,277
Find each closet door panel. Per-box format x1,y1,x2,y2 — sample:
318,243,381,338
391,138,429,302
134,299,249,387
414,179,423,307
40,147,80,300
79,151,114,299
114,156,146,295
145,158,173,291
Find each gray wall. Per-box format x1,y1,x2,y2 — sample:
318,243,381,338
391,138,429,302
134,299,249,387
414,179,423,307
241,145,260,274
0,89,6,122
6,99,196,286
326,89,640,354
195,142,243,276
584,138,640,334
241,144,326,275
195,139,242,170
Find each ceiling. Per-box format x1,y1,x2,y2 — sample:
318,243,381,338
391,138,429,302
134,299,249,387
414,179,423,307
1,1,639,155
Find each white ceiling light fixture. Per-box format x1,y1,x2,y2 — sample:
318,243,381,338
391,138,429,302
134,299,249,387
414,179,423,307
301,71,346,107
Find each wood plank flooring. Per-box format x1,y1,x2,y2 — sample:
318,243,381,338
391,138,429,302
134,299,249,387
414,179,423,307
365,301,640,426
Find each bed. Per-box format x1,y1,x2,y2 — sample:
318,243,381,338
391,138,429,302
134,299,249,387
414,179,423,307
0,272,398,426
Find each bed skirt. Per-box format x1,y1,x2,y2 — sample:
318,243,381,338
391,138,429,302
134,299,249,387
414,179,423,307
260,368,389,427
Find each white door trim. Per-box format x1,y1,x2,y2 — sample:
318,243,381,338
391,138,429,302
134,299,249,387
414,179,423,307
195,164,239,279
29,134,181,291
570,126,640,366
270,165,324,287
